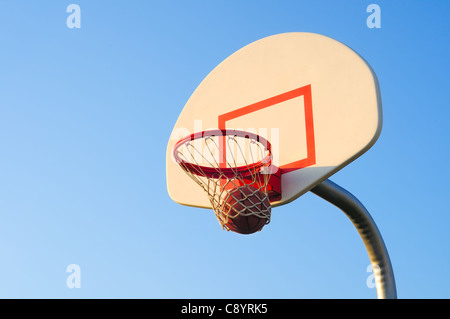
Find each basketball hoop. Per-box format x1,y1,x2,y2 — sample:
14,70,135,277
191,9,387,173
173,129,280,234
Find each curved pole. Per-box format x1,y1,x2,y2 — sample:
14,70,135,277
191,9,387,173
310,179,397,299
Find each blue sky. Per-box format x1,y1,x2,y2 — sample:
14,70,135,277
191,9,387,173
0,1,448,298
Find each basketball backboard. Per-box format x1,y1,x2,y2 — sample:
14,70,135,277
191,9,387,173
166,32,382,209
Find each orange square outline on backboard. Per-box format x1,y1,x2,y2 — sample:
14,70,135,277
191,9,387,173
218,84,316,174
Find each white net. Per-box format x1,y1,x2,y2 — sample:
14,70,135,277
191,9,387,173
174,130,272,231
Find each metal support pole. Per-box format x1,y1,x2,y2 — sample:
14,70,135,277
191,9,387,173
310,179,397,299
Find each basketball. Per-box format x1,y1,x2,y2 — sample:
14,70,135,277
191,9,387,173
221,185,271,234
